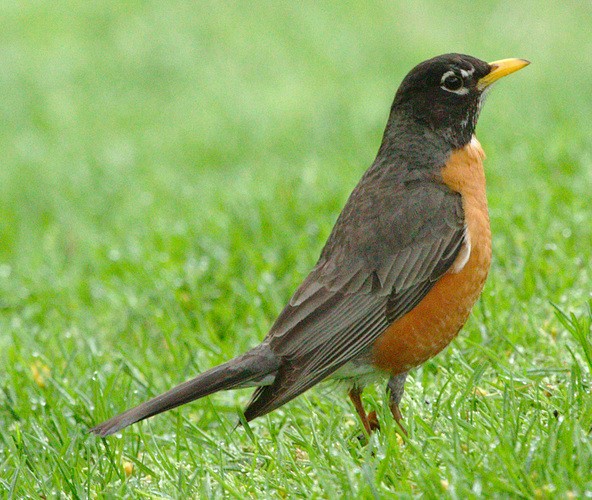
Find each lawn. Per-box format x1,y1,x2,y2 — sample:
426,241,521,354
1,0,591,497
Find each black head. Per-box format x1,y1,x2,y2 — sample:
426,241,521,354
389,53,529,148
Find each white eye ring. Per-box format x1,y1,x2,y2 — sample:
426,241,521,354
440,70,469,95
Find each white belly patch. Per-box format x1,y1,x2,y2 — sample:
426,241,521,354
450,228,471,274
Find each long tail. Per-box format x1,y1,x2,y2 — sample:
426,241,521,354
90,346,279,437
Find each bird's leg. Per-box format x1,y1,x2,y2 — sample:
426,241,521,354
387,372,408,435
348,386,379,434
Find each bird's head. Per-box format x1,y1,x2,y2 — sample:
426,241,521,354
391,53,529,148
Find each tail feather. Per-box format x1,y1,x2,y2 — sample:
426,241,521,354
90,347,279,437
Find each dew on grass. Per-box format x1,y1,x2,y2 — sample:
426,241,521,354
0,264,11,278
108,249,121,261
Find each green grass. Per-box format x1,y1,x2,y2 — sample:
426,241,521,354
1,0,592,497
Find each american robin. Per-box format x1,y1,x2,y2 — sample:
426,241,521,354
91,54,529,437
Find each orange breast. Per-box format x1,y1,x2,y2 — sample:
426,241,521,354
372,137,492,374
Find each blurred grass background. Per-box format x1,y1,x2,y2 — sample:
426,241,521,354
1,0,591,497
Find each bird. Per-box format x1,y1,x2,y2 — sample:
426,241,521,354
90,53,529,437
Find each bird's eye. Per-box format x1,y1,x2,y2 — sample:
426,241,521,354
440,71,465,93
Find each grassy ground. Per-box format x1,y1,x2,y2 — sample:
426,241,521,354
1,0,591,497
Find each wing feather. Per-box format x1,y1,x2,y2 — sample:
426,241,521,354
244,177,465,421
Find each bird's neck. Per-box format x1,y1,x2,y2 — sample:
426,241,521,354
376,117,455,172
381,109,477,158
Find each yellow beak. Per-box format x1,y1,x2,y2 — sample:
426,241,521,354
478,58,530,89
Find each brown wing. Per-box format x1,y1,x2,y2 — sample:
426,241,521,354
244,177,465,421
